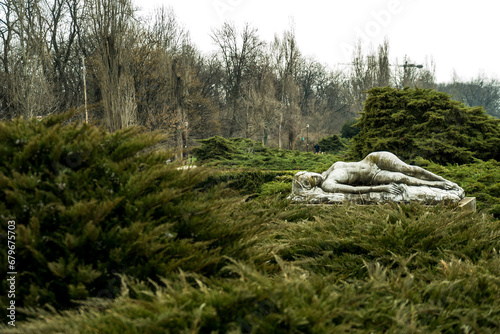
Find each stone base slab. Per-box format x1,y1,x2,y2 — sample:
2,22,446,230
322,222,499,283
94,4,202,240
291,196,477,213
457,197,476,213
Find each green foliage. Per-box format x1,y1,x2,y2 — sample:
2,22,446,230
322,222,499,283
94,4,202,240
350,87,500,164
4,204,500,333
318,134,345,153
0,113,263,313
259,175,293,198
2,114,500,333
192,135,237,161
340,118,361,139
198,170,295,195
193,136,342,172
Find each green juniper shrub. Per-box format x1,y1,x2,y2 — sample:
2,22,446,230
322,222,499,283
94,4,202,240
413,157,500,217
4,205,500,334
318,134,345,153
258,177,293,198
340,118,361,139
0,113,263,313
197,170,295,195
193,135,340,171
3,112,500,333
191,135,237,162
350,87,500,164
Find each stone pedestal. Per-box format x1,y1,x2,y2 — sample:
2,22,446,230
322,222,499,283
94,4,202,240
457,197,476,213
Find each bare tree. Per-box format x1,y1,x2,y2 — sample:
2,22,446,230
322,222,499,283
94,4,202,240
46,0,84,110
0,0,87,119
392,55,435,89
414,57,436,89
211,22,263,137
147,5,188,53
272,25,301,149
377,39,390,87
85,0,137,131
439,73,500,117
298,58,323,116
348,42,379,114
0,0,16,118
313,69,351,133
3,0,60,119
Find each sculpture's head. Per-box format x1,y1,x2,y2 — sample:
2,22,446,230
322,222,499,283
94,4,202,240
293,172,323,192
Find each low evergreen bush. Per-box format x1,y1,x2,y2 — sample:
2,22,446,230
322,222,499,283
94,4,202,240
193,135,341,172
0,113,262,313
192,135,237,161
4,204,500,333
2,113,500,333
318,134,345,153
198,170,295,194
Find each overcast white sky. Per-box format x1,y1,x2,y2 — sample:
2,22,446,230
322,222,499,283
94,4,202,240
134,0,500,83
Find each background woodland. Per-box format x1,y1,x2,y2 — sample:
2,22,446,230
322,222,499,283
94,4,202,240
1,0,499,151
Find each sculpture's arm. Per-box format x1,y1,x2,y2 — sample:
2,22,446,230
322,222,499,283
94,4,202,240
322,181,394,194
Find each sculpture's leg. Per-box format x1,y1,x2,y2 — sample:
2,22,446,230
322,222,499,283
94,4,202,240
366,152,445,181
405,165,447,182
373,170,449,188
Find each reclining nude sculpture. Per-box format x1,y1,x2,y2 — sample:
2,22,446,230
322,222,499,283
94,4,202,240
289,151,465,204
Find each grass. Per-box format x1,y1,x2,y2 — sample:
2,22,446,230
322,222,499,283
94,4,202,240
1,121,500,333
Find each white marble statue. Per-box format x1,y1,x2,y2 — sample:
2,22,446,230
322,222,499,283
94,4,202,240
289,151,465,204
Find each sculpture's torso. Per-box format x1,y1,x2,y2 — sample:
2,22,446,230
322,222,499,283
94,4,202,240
327,161,380,185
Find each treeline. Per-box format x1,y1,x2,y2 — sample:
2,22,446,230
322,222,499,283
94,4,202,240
1,0,499,149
